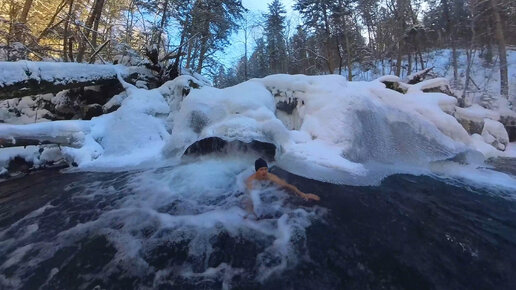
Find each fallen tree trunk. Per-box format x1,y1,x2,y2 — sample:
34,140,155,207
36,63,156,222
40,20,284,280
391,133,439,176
0,61,130,100
0,122,87,148
0,135,83,148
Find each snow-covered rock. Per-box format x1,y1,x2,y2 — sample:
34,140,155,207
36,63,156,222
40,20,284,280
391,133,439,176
482,119,510,151
454,104,500,134
161,74,472,184
81,104,103,120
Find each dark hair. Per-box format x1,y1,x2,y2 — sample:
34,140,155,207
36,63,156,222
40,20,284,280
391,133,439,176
255,158,268,171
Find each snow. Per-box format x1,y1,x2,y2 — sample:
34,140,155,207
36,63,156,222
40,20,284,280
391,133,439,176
354,49,516,119
0,94,56,124
0,145,66,171
455,104,500,122
103,91,128,112
503,142,516,157
482,119,509,151
0,146,39,168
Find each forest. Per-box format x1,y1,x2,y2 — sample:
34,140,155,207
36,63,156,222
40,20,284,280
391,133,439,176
1,0,514,96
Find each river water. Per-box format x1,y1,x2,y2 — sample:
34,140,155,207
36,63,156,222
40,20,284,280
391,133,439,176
1,155,516,290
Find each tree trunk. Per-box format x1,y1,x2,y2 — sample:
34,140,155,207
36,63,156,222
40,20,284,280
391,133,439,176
344,31,352,81
490,0,509,98
125,0,135,44
321,6,334,74
76,0,105,62
90,0,105,49
441,0,458,82
156,0,169,58
63,0,75,62
418,49,424,70
0,63,124,100
462,4,476,106
407,53,412,76
38,0,67,42
186,40,193,69
396,41,403,77
0,136,83,149
14,0,33,42
196,38,209,73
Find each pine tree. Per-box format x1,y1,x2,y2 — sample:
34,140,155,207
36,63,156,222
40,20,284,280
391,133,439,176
265,0,287,74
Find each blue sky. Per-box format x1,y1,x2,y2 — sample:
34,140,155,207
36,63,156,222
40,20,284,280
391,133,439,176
217,0,299,68
242,0,297,14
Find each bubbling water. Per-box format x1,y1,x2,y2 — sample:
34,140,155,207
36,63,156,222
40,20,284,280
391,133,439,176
0,152,324,289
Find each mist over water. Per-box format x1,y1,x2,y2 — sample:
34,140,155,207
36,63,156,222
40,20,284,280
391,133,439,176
1,151,516,289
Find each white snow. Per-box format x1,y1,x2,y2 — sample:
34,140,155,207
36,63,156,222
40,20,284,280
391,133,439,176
482,119,510,150
0,146,39,169
455,104,500,122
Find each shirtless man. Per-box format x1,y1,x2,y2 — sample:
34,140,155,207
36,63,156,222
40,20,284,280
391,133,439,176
244,158,320,217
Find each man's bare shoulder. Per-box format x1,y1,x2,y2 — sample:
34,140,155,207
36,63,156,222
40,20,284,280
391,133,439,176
267,173,286,185
246,173,257,181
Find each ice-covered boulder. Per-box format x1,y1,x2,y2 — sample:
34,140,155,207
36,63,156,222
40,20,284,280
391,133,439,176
159,74,473,184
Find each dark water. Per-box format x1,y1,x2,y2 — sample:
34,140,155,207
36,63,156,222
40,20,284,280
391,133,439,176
1,160,516,290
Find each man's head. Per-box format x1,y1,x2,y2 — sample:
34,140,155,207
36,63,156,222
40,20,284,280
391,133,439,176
255,158,268,179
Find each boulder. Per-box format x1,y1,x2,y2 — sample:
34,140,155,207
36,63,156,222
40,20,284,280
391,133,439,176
454,104,500,135
481,119,509,151
499,115,516,142
52,90,78,117
81,104,103,120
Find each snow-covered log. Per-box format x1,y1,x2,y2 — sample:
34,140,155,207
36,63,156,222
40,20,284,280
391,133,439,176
406,67,434,84
0,136,83,148
0,61,130,99
0,121,87,148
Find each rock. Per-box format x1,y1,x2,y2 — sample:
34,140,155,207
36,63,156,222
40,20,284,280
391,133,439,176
454,105,500,135
499,115,516,142
8,156,33,174
455,115,484,135
482,119,509,151
82,83,125,105
190,110,209,133
0,167,8,177
52,90,78,117
81,104,103,120
135,80,148,89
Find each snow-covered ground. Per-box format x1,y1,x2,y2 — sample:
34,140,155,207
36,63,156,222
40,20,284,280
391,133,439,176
353,49,516,111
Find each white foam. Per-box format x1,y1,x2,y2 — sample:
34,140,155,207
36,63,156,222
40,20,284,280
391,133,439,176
0,154,324,286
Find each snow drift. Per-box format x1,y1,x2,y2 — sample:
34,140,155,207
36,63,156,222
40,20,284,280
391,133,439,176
0,72,513,185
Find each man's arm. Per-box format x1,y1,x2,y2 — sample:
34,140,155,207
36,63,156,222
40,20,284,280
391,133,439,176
244,174,257,218
245,174,254,191
268,174,320,201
